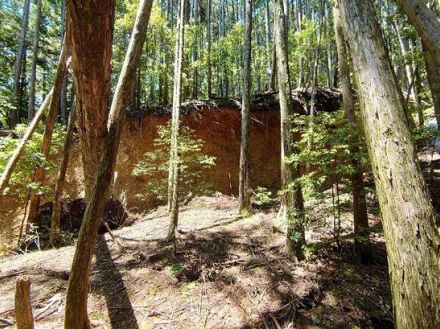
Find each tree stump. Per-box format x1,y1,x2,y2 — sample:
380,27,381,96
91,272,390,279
15,276,34,329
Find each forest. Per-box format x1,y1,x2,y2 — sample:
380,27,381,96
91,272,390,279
0,0,440,328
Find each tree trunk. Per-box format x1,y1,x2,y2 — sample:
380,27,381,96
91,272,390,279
423,41,440,127
27,0,43,122
11,0,31,127
338,0,440,327
264,0,272,90
333,4,370,263
66,0,116,200
15,276,34,329
167,0,186,241
50,103,76,245
60,0,68,124
274,0,306,261
64,1,153,328
26,37,69,224
207,0,212,98
0,90,53,196
239,0,252,213
395,0,440,67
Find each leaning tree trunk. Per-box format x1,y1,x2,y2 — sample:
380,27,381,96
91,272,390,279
11,0,31,127
25,37,69,224
274,0,306,261
338,0,440,327
0,91,53,196
66,0,116,200
334,4,370,262
238,0,252,214
395,0,440,67
64,1,153,328
27,0,42,122
50,103,76,245
167,0,186,242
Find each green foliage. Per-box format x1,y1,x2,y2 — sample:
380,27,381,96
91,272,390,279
287,111,370,201
0,123,66,199
132,122,216,202
252,186,274,207
167,262,184,277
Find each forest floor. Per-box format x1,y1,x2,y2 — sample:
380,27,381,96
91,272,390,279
0,192,394,329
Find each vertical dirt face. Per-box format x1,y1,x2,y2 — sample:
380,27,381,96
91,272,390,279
65,106,281,211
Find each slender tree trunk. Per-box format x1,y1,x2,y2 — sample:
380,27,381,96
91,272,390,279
395,0,440,67
239,0,252,213
11,0,31,127
25,36,69,224
66,0,116,200
423,41,440,127
50,103,76,245
264,0,272,90
334,4,370,262
338,1,440,327
207,0,212,98
64,1,153,328
191,0,199,99
166,0,186,242
274,0,306,261
27,0,42,122
60,0,68,124
0,90,53,195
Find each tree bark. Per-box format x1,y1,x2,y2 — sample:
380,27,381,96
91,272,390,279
64,1,153,328
334,4,370,262
274,0,306,261
66,0,116,200
50,103,76,245
338,0,440,327
207,0,212,98
423,41,440,128
27,0,43,122
167,0,186,241
0,90,53,196
11,0,31,127
26,36,69,224
239,0,252,213
395,0,440,67
15,276,34,329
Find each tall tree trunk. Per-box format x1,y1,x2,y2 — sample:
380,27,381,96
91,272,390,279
239,0,252,213
25,37,69,224
60,0,68,124
191,0,199,99
395,0,440,67
166,0,186,242
64,1,153,328
334,4,370,262
66,0,116,200
264,0,272,91
207,0,212,98
27,0,42,122
338,0,440,327
423,41,440,127
50,102,76,244
11,0,31,127
274,0,306,261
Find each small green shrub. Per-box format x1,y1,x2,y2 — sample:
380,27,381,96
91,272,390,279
0,123,66,200
132,123,216,202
